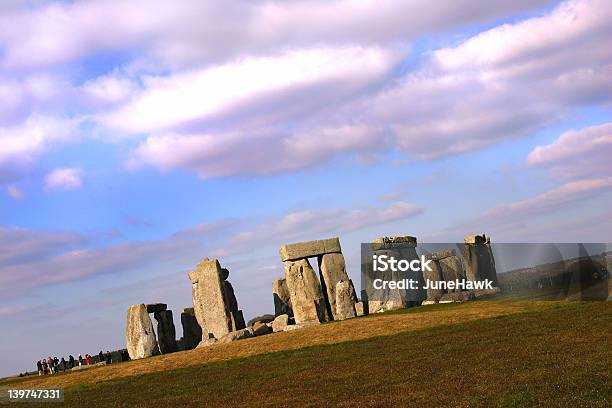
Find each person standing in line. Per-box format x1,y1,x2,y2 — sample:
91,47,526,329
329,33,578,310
36,360,42,376
105,351,112,364
53,357,59,373
47,357,54,374
60,357,67,372
98,350,104,363
68,355,75,369
41,359,48,375
85,354,91,365
78,354,83,366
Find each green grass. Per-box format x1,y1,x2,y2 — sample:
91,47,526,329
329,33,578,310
23,301,611,407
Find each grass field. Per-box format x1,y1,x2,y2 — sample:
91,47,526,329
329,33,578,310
4,300,611,407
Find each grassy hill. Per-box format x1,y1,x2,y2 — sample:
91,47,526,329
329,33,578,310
4,300,611,407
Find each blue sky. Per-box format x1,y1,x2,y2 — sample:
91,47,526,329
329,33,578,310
1,0,611,376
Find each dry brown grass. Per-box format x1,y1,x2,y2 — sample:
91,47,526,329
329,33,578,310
10,300,551,390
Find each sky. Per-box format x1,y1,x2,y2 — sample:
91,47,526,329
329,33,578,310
1,0,611,376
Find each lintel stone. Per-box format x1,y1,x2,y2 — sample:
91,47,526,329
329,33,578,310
279,237,341,262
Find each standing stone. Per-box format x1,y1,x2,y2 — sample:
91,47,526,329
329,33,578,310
272,278,293,317
354,301,366,316
126,304,158,360
462,235,498,286
222,279,246,331
180,308,202,351
153,310,178,354
188,258,232,340
318,253,353,320
283,258,329,324
439,255,465,292
423,254,445,299
335,280,356,320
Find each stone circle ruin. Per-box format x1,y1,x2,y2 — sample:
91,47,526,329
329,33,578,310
126,233,503,359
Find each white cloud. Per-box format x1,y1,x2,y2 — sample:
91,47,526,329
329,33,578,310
131,125,382,178
0,115,80,184
44,168,84,191
482,177,612,221
120,0,612,177
6,185,24,200
101,46,401,134
528,122,612,179
0,0,549,69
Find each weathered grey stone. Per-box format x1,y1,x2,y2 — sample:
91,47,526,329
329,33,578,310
318,252,352,320
146,303,167,313
438,255,465,292
247,314,275,326
461,235,498,286
235,310,246,330
372,236,417,245
196,337,218,348
153,310,178,354
283,258,329,324
188,258,232,340
180,308,202,351
279,238,341,262
464,234,487,244
217,328,254,344
222,280,245,331
354,301,366,316
271,314,289,332
427,249,456,260
126,304,158,360
272,278,293,317
335,280,356,320
423,254,445,299
252,321,273,336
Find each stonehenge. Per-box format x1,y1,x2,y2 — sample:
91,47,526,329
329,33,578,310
283,258,329,324
279,237,357,323
154,310,178,354
126,233,507,358
189,258,245,343
365,236,424,313
461,234,498,286
180,308,202,350
335,280,357,320
272,278,293,317
126,304,158,360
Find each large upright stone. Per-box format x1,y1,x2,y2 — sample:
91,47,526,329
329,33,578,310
153,310,178,354
462,235,498,286
439,255,465,292
272,278,293,317
318,252,352,320
126,304,158,360
423,254,445,299
283,258,329,324
279,238,341,262
188,258,232,340
222,280,246,331
335,280,356,320
180,308,202,350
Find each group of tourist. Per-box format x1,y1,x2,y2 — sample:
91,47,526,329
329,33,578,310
36,351,115,375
